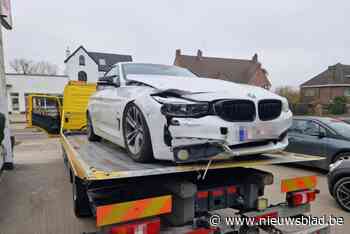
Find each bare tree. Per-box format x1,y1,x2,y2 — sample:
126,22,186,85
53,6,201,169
10,58,58,75
32,61,58,75
10,58,33,74
275,86,300,104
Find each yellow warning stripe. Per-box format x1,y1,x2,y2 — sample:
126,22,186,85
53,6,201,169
96,195,172,227
60,133,89,179
281,175,317,193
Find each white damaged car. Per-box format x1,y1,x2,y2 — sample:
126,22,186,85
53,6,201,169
87,63,292,163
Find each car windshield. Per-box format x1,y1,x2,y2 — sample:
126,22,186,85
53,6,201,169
122,63,197,78
323,118,350,138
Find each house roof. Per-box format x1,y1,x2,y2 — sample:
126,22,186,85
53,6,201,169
301,63,350,87
64,46,133,72
174,50,270,86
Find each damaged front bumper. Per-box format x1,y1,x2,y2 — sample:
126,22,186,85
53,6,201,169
167,115,291,163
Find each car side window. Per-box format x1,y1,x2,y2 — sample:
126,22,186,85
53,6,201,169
289,120,307,134
303,121,320,136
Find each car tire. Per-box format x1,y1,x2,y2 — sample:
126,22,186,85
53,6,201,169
122,103,154,163
73,176,92,217
87,113,101,142
333,177,350,212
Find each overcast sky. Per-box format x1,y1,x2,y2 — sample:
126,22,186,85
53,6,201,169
3,0,350,88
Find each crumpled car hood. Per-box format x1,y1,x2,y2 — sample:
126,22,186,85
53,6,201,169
127,74,283,101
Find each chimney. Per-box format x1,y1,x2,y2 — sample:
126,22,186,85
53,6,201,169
175,49,181,57
252,53,258,63
65,47,71,58
197,49,203,59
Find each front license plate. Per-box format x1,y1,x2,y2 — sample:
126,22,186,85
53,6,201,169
239,126,251,142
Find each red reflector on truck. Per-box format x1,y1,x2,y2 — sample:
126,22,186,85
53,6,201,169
227,186,237,194
292,193,305,206
109,218,160,234
211,189,224,197
307,191,316,202
197,191,209,199
288,190,318,207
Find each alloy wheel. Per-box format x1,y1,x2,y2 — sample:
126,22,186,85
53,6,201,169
125,105,145,155
336,180,350,210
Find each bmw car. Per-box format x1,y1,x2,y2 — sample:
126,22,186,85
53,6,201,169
87,63,292,163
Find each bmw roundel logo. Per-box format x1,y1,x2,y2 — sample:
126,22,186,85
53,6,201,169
247,93,256,99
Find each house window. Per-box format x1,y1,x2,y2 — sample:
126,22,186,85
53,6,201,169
304,89,316,97
79,55,85,66
10,93,19,111
344,88,350,97
99,58,106,66
78,71,87,82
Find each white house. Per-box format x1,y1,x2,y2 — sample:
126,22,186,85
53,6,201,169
64,46,133,82
6,46,132,113
6,73,68,113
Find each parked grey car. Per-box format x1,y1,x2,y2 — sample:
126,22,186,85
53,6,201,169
286,116,350,170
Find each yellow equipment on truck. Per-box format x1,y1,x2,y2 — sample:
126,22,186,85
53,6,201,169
26,81,96,135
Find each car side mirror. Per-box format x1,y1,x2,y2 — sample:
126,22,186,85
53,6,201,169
97,75,119,87
318,131,326,138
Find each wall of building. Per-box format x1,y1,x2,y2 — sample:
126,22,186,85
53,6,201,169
65,48,100,83
300,86,350,104
249,68,271,90
300,87,321,104
6,74,68,113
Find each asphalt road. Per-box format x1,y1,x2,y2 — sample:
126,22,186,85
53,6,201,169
0,126,349,234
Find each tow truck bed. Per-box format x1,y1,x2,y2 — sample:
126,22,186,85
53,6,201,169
61,132,331,234
62,132,322,181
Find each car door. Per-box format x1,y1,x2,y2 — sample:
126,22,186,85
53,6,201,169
287,119,328,157
90,68,116,135
97,65,124,141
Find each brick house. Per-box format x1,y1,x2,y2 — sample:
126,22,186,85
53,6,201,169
174,49,271,89
300,63,350,104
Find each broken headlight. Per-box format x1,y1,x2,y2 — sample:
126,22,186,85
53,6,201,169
161,102,210,118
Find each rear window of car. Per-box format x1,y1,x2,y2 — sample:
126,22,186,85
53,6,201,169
322,118,350,138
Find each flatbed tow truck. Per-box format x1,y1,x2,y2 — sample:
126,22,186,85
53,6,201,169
33,82,331,234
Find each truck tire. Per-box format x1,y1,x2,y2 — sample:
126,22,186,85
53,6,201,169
122,103,154,163
87,113,101,142
72,176,92,217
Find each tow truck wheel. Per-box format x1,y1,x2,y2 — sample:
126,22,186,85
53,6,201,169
87,113,101,142
333,177,350,212
72,177,92,217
